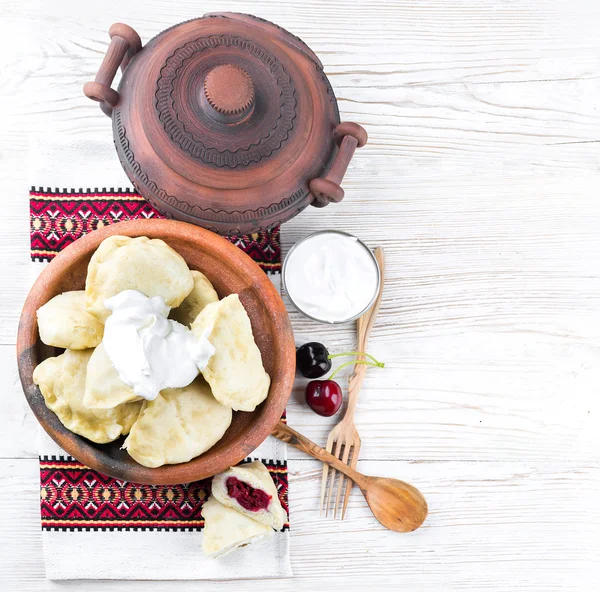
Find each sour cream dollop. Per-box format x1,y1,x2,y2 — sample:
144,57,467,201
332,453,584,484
102,290,214,400
283,231,380,323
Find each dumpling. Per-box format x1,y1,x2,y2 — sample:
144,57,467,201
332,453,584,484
122,378,232,468
32,349,142,444
201,495,273,558
37,291,104,349
170,270,219,327
211,461,286,530
191,294,270,412
85,235,194,322
83,342,141,409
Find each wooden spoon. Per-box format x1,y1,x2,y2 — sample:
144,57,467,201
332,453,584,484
272,421,428,532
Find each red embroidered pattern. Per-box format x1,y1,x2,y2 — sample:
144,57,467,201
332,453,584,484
30,187,286,531
40,458,289,531
30,188,281,274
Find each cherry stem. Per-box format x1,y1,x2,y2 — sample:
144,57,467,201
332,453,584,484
328,350,384,366
328,359,384,381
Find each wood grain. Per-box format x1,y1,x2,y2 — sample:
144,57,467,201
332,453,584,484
0,458,598,590
1,0,600,588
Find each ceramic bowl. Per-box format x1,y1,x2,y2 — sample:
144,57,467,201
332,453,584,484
17,219,295,485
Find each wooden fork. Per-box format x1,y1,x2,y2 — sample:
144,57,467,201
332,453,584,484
320,247,385,519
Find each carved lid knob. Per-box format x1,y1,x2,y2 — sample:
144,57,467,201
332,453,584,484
203,64,255,121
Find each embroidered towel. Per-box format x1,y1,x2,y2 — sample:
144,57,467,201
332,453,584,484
28,138,292,580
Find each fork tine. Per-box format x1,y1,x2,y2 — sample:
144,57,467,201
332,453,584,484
341,441,360,520
324,439,340,517
319,433,335,515
333,443,352,518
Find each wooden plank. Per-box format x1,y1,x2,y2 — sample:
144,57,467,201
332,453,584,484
6,0,600,88
5,301,599,461
0,458,598,590
2,1,600,589
1,0,599,465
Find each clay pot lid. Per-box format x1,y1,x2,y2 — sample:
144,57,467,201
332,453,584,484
111,13,341,233
85,14,367,234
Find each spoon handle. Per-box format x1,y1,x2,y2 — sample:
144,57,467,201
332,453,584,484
271,421,368,489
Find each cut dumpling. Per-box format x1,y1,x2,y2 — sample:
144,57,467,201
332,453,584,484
85,235,194,322
201,495,273,558
37,291,104,349
32,349,142,444
170,270,219,327
123,378,232,468
83,342,141,409
212,461,286,530
191,294,270,412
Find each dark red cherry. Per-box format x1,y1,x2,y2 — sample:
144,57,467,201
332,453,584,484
296,342,332,378
305,380,343,417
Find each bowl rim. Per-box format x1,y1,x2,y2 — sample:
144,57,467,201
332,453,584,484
17,219,295,484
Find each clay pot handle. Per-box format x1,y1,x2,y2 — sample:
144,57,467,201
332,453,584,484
309,122,368,208
83,23,142,117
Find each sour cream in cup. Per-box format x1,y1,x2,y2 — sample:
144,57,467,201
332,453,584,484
282,230,380,323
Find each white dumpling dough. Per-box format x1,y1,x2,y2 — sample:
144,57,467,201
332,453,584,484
170,270,219,327
212,461,286,530
85,235,194,322
83,342,141,409
32,349,142,444
201,495,273,558
191,294,270,412
37,291,104,349
123,378,232,468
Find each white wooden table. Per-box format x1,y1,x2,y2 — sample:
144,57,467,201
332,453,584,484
1,0,599,589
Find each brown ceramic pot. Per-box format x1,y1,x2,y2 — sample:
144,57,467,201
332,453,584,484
17,220,295,485
83,13,368,235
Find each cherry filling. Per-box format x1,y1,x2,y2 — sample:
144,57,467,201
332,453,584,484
226,477,272,512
